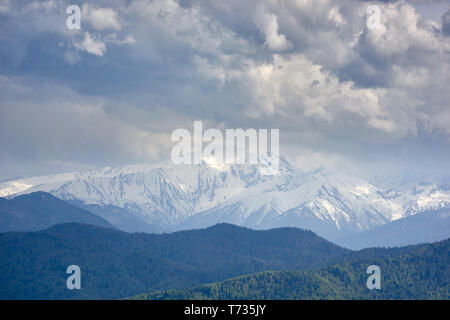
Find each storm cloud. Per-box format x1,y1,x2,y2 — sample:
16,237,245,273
0,0,449,179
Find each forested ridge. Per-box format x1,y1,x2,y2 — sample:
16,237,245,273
132,239,450,300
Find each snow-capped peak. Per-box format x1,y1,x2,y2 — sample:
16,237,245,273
1,159,449,239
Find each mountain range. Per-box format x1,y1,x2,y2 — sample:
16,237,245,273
0,159,449,244
132,238,449,300
335,207,450,249
0,222,438,300
0,192,115,233
0,223,349,299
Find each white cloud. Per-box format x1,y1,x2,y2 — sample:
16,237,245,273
253,5,293,51
190,1,450,138
197,53,400,134
74,32,106,56
105,33,137,45
82,4,123,31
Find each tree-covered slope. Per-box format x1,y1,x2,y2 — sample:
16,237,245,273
2,221,446,300
0,223,351,299
132,239,450,300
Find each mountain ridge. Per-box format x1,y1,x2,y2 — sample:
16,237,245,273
131,238,450,300
1,159,449,241
335,207,450,249
0,191,116,232
0,222,352,299
1,221,443,299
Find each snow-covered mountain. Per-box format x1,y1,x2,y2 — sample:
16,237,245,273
1,159,449,240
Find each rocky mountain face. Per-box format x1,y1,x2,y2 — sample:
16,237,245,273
1,159,449,240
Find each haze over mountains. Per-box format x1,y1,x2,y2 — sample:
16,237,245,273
335,208,450,249
0,159,449,245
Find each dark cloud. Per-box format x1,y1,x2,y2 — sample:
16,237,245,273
443,8,450,35
0,0,449,179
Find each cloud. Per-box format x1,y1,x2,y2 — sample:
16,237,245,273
0,0,11,13
0,76,171,169
443,8,450,36
105,33,137,45
0,0,450,178
74,32,107,56
82,4,123,31
0,1,135,63
253,5,293,51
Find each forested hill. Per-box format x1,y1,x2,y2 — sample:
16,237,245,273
0,222,350,299
1,221,446,299
132,239,450,300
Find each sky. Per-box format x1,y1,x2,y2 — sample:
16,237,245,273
0,0,449,181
